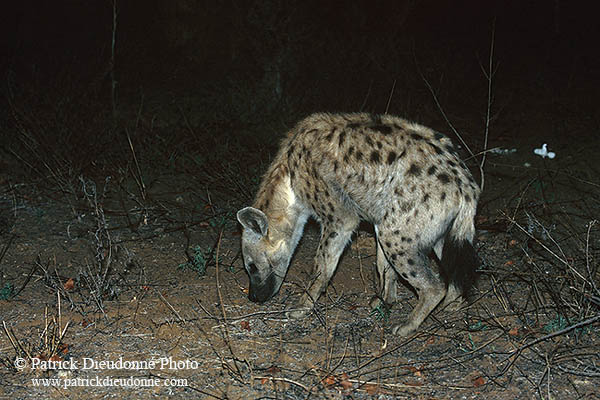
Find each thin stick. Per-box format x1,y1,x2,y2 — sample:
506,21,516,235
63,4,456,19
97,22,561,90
384,79,397,114
157,290,185,323
110,0,118,119
479,19,496,191
253,376,311,393
500,314,600,375
214,229,243,377
125,129,146,201
585,220,599,295
359,80,373,112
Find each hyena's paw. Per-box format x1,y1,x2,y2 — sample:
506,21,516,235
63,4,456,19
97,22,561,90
286,306,311,320
440,296,465,312
439,285,465,311
392,323,417,337
369,296,385,310
369,296,391,321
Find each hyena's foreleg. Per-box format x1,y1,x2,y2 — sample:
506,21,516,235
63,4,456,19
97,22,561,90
288,216,359,319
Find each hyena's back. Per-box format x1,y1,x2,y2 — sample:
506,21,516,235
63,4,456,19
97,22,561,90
284,113,479,236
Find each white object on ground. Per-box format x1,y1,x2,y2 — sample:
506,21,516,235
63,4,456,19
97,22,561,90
533,143,556,159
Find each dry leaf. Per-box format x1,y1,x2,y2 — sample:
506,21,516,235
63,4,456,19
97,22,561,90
508,327,519,336
339,373,352,390
322,375,336,386
49,354,63,362
59,343,69,354
63,278,75,291
473,376,485,387
242,287,249,295
240,321,251,332
508,239,518,246
260,377,269,385
504,260,515,266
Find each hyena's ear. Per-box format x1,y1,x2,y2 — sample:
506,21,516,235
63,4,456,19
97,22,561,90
237,207,268,237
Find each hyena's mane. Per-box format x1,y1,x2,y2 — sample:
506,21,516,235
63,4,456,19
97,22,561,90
252,134,297,240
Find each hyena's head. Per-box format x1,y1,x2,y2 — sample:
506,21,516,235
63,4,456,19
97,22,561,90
237,207,290,303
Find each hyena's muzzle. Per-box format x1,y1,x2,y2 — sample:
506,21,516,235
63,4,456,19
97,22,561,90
246,266,283,303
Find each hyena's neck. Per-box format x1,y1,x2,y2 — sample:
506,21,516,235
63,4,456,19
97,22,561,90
254,160,309,254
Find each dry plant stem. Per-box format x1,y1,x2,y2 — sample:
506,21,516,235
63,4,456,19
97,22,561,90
420,76,482,181
500,313,600,376
56,291,70,348
585,220,599,295
359,79,374,112
0,234,16,267
526,211,570,266
355,233,367,293
418,24,496,191
156,290,185,323
110,0,117,119
214,229,243,378
479,20,496,192
3,321,33,360
177,103,199,141
384,79,397,114
502,211,571,269
126,129,147,201
253,376,311,393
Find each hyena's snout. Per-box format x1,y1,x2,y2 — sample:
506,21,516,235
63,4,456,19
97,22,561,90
247,271,280,303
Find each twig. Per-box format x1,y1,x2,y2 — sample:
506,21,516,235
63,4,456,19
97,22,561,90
501,211,570,268
359,79,373,112
253,376,311,393
156,290,185,323
214,229,243,378
585,220,598,295
500,314,600,375
479,19,496,191
0,234,16,269
125,130,147,202
110,0,118,119
384,79,396,114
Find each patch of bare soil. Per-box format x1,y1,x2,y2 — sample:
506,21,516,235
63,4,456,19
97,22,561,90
1,124,599,399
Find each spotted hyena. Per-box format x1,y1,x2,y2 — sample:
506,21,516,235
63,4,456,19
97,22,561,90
237,112,480,336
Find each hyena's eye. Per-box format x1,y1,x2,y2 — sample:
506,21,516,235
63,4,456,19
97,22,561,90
247,263,258,275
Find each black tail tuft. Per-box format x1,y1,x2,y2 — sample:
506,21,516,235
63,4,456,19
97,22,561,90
439,236,480,297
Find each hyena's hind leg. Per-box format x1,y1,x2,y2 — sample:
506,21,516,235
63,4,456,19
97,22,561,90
376,230,447,336
394,249,446,336
430,237,462,310
288,216,360,319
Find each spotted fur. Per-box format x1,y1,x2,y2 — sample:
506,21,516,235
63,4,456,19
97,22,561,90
237,112,480,336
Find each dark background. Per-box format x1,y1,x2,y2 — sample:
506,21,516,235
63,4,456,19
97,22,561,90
1,0,598,165
1,5,599,398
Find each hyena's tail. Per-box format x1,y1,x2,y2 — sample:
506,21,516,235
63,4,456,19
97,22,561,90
439,203,480,298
